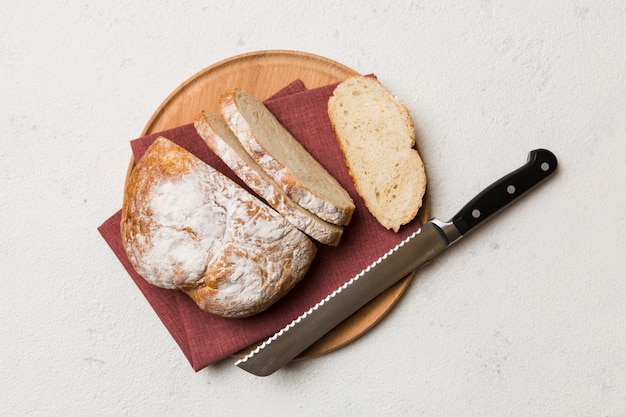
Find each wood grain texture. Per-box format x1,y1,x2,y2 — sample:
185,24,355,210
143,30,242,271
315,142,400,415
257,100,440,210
129,50,429,360
142,50,358,134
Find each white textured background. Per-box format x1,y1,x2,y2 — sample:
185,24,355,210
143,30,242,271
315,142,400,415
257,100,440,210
2,1,625,416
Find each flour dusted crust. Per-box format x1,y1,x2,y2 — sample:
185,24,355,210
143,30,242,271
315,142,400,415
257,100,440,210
220,89,355,226
194,112,344,246
120,137,316,318
328,76,427,232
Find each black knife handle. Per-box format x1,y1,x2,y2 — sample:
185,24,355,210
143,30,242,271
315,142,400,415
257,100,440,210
451,149,558,235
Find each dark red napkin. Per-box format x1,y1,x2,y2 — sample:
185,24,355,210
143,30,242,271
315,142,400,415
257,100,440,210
98,79,423,371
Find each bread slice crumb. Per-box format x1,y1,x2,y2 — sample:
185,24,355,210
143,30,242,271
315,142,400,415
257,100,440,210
328,76,426,232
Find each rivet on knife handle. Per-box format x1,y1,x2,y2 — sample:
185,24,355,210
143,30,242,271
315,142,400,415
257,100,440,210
235,149,558,376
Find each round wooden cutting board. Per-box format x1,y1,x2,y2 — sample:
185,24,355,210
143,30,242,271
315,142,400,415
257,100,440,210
134,50,429,360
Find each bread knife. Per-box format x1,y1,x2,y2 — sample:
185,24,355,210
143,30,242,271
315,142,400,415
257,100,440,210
236,149,558,376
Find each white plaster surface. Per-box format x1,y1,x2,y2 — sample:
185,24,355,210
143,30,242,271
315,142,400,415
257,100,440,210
2,1,625,416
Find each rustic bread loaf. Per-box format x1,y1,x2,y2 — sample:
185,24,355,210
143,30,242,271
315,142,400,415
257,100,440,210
328,76,426,232
120,137,317,318
220,89,355,226
195,112,344,246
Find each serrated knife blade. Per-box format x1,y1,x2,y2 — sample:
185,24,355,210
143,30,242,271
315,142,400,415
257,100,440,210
236,149,558,376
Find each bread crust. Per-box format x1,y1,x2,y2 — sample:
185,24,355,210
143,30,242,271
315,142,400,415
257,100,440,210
195,112,343,246
328,76,427,232
220,89,355,226
120,137,316,318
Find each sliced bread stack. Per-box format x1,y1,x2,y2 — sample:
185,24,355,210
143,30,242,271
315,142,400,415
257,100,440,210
195,89,355,246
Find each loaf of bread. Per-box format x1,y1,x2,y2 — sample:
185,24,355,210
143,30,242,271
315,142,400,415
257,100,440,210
328,76,426,232
220,89,355,226
195,112,344,246
120,137,317,318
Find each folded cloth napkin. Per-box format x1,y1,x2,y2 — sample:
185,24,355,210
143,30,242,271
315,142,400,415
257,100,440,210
98,79,423,371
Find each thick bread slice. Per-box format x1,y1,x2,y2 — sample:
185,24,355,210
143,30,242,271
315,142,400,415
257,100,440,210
328,76,426,232
120,137,316,318
195,112,344,246
220,89,355,226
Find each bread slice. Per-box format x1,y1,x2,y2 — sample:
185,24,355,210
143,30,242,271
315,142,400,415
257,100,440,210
120,137,316,318
195,112,344,246
328,76,426,232
220,89,355,226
